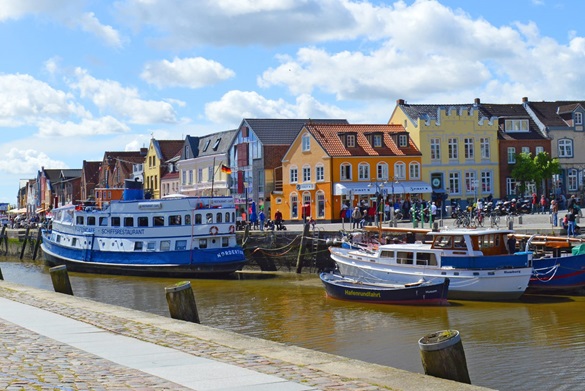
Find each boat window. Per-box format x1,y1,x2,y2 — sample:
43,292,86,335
56,235,61,243
184,214,191,225
495,235,500,246
435,236,452,248
153,216,165,226
111,217,120,227
417,253,431,266
225,212,230,223
195,214,202,224
134,242,143,251
199,238,207,249
453,236,466,248
147,242,156,250
138,217,149,227
175,240,187,250
72,238,77,247
76,216,84,225
216,213,222,223
99,217,108,226
222,237,229,247
160,240,170,251
428,254,438,266
232,212,235,222
87,216,96,226
124,217,134,227
380,251,393,258
169,215,181,225
206,213,213,223
396,251,414,264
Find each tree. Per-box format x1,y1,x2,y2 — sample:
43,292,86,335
533,152,561,197
510,152,535,196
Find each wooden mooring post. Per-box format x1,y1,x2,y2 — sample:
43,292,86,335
49,265,74,295
0,267,3,280
295,221,311,273
0,226,7,255
19,227,31,260
165,281,200,323
418,330,471,384
32,229,42,260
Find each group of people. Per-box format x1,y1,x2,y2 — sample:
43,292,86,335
241,208,285,231
547,194,581,237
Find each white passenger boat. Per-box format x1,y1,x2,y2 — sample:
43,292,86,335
329,228,533,301
41,181,246,277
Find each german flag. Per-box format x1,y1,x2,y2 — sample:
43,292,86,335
221,164,232,174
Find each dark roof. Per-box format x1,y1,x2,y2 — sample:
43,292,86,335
305,123,421,157
198,129,237,157
479,103,547,140
243,118,349,145
398,103,491,123
153,140,184,161
526,101,585,127
183,136,200,159
82,161,101,184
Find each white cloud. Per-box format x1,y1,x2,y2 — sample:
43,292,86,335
141,57,235,89
37,116,130,137
69,68,178,124
78,12,124,48
0,147,67,175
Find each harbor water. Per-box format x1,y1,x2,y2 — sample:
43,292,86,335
1,257,584,391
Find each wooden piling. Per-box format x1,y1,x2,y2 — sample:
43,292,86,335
0,267,3,280
19,227,31,260
0,226,7,255
165,281,200,323
32,229,42,260
418,330,471,384
49,265,74,295
295,222,311,273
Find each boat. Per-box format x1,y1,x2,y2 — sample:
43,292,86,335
41,180,247,277
329,228,533,301
320,272,450,305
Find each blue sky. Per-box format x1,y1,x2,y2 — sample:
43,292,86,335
1,0,584,205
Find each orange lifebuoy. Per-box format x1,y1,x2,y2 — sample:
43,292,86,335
209,226,219,235
229,225,235,234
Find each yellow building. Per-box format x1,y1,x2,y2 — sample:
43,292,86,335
143,138,183,199
389,99,500,208
280,123,429,222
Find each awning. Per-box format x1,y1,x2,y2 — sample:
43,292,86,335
334,181,432,196
8,208,27,214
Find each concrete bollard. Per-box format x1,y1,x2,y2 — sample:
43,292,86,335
418,330,471,384
165,281,200,323
432,222,439,232
518,215,523,225
508,220,514,230
49,265,74,295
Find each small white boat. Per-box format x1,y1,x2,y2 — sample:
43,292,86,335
330,228,533,301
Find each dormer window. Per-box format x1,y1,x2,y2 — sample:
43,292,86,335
398,134,408,147
302,133,311,152
346,134,356,148
504,119,529,132
373,134,382,148
575,112,583,125
212,138,221,151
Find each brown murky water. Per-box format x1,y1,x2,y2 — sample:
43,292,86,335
1,257,584,391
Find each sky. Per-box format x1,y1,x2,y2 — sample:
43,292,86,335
1,0,585,206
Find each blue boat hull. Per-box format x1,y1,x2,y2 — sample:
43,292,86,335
320,272,450,306
529,254,585,292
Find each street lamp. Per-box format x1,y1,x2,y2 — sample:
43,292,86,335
243,181,249,224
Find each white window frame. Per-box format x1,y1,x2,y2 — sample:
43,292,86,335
430,138,441,160
449,172,460,194
507,147,516,164
568,169,579,191
464,138,474,160
358,162,370,181
575,112,583,125
480,138,490,159
398,134,408,147
377,162,388,180
317,191,325,218
448,138,458,160
302,133,311,152
373,134,382,148
506,177,516,196
558,139,573,158
302,165,311,182
346,134,356,148
505,119,529,132
522,147,530,154
290,193,299,219
316,165,324,182
535,146,544,155
394,162,406,180
340,163,352,181
465,171,476,193
409,162,420,179
481,171,492,193
290,167,298,183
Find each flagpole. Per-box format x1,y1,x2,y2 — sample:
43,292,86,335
211,157,215,196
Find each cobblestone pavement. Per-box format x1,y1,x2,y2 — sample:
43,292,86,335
0,281,487,391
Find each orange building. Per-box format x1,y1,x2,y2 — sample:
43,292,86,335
280,123,430,222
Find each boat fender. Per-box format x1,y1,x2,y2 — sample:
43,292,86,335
210,226,219,235
229,225,235,234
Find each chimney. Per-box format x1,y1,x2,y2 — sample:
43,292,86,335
522,97,528,103
396,99,405,105
474,98,480,105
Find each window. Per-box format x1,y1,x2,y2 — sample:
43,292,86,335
568,169,578,191
212,138,221,150
394,162,406,180
430,138,440,160
111,217,120,226
448,138,458,160
464,138,474,159
76,216,84,225
195,214,202,224
398,134,408,147
216,212,222,223
203,140,211,152
199,239,207,249
290,193,298,218
340,163,352,180
134,242,143,251
522,147,530,154
535,146,544,154
409,162,420,179
316,165,324,182
124,217,134,227
480,138,490,159
160,241,171,251
303,165,311,182
290,167,298,183
208,166,213,181
373,134,382,147
506,177,516,196
559,139,573,158
189,170,193,184
358,163,370,180
99,217,108,226
197,168,203,183
175,240,187,251
225,212,230,223
481,171,492,193
449,172,460,194
317,191,325,218
346,134,356,147
185,214,191,225
505,119,529,132
507,147,516,164
153,216,165,226
138,216,148,227
302,133,310,151
181,170,186,185
575,112,583,125
465,171,476,193
377,162,388,180
87,216,95,226
222,237,229,247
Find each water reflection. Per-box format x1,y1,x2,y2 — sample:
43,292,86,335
1,258,584,391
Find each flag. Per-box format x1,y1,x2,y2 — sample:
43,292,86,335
221,164,232,174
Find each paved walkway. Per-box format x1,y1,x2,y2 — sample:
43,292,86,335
0,281,489,391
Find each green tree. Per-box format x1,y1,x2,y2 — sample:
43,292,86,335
533,152,561,197
510,152,535,196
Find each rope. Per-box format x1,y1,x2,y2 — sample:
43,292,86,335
532,264,560,282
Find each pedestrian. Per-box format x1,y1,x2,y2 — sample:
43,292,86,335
507,236,517,254
540,195,547,214
351,207,361,230
531,193,538,214
551,199,559,227
259,210,265,231
431,202,437,220
274,209,283,230
567,210,576,237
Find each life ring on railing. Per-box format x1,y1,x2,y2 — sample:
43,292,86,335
209,226,219,235
229,225,235,234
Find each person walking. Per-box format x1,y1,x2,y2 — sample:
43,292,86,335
531,193,538,214
567,210,576,237
551,199,559,227
351,207,362,230
259,210,265,231
540,195,547,214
